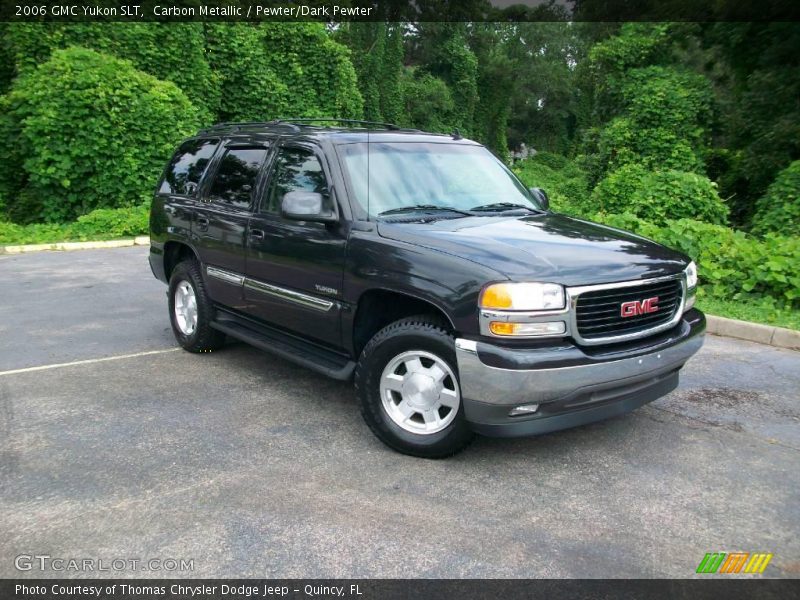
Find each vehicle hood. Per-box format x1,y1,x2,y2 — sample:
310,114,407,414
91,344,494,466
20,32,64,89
376,213,689,287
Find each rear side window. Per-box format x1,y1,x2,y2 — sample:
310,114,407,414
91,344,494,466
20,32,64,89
159,138,219,196
208,147,268,209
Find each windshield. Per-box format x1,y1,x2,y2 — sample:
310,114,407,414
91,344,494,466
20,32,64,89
338,142,541,218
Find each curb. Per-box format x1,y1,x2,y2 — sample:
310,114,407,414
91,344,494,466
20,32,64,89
0,236,149,254
706,315,800,351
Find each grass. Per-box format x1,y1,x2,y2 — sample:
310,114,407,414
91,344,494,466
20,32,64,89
698,296,800,331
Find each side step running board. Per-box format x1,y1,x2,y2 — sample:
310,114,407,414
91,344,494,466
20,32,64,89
211,317,355,381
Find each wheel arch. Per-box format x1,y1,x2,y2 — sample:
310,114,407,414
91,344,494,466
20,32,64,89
163,240,201,281
351,288,456,357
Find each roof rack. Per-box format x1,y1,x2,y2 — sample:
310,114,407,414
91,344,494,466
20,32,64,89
197,118,417,136
198,121,300,135
272,118,404,130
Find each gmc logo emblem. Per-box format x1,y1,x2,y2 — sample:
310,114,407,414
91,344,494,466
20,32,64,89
620,297,659,317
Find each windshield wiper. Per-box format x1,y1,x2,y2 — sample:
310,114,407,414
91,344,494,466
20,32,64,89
469,202,540,213
378,204,473,217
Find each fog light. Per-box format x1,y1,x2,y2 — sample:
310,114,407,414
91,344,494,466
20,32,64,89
509,403,540,417
489,321,566,337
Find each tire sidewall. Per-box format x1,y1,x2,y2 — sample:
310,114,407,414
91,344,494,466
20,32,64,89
168,262,203,349
358,321,472,455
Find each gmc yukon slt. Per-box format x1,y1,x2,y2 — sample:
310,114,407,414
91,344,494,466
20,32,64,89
149,119,705,458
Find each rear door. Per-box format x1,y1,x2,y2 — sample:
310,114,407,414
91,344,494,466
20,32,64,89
244,143,347,347
195,142,270,309
155,137,219,249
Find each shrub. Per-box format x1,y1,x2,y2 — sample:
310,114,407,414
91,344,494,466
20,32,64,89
399,69,456,133
594,213,800,308
260,23,363,119
593,166,728,225
0,204,149,245
204,24,289,122
1,47,200,223
4,23,219,122
73,204,150,239
751,160,800,237
513,153,593,217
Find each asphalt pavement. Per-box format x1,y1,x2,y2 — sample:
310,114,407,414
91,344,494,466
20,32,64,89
0,246,798,578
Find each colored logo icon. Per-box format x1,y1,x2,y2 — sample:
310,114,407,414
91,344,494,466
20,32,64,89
696,552,773,574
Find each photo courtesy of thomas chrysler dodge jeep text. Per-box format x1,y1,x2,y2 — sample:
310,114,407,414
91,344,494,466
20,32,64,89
148,119,705,458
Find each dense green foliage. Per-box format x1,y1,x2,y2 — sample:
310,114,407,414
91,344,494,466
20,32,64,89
204,23,289,122
3,23,219,122
261,23,363,119
751,161,800,237
0,21,796,328
339,22,404,124
0,47,200,223
512,152,592,216
0,204,148,244
594,213,799,309
591,166,728,225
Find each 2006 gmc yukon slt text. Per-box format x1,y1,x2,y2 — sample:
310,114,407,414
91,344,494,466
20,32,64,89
149,119,705,458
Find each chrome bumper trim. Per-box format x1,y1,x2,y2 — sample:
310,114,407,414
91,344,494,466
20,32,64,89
455,330,703,407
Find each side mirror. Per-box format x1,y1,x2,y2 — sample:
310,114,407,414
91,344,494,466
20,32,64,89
529,187,549,210
280,191,337,223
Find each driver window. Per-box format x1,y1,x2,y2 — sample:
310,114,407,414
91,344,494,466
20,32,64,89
264,148,331,215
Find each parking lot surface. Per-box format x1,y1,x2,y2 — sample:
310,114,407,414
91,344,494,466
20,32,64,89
1,247,798,578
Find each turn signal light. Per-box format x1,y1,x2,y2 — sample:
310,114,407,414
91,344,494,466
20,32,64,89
489,321,566,337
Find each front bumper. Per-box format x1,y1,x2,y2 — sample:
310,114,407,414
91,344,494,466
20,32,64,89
456,309,705,437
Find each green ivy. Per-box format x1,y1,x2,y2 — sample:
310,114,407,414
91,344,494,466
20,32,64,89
595,213,800,308
260,23,363,119
1,47,200,223
592,165,728,225
398,68,456,133
0,204,149,244
513,153,593,216
751,160,800,237
204,23,289,122
4,23,219,123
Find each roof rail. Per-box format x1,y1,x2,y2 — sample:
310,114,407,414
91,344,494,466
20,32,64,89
198,121,301,135
274,118,404,130
197,118,415,136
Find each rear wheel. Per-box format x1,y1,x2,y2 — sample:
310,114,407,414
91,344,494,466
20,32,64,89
168,260,226,353
355,315,474,458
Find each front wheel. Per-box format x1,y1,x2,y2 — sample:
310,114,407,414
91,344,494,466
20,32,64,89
355,315,474,458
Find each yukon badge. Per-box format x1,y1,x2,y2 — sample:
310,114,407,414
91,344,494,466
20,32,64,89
620,297,659,317
314,284,338,296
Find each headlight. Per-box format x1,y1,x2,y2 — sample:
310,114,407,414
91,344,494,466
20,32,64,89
480,282,565,311
684,261,698,289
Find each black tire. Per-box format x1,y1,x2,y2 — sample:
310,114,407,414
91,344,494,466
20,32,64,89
355,315,474,458
168,260,226,353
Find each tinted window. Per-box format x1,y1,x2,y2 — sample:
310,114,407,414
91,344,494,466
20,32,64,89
339,142,540,217
208,147,268,208
159,139,218,196
264,148,331,214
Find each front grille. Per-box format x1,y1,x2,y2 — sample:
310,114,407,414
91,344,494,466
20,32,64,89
575,279,682,341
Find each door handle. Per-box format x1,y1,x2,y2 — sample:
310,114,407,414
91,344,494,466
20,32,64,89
196,216,209,231
249,229,265,240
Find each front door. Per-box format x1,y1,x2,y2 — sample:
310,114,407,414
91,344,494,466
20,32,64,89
195,143,270,310
244,144,347,347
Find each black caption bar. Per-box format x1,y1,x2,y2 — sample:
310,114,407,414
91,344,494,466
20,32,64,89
2,579,799,600
1,0,800,22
